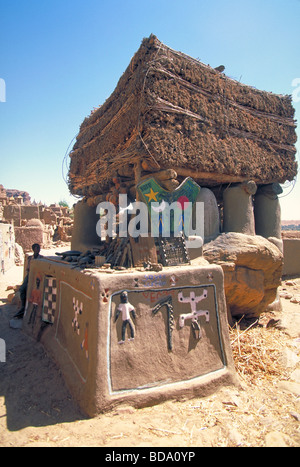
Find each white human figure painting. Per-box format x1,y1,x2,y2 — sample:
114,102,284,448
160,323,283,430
178,289,210,339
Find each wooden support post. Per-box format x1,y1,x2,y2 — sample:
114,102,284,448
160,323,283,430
134,160,142,201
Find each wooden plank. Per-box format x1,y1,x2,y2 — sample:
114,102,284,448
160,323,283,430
129,236,158,267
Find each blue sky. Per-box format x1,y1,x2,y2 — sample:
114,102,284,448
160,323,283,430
0,0,299,219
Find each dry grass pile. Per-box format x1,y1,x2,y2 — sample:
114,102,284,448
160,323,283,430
229,316,289,385
68,35,297,198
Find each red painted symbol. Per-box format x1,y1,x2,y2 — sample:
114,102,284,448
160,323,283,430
102,289,110,303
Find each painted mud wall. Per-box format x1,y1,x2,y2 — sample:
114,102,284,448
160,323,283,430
0,223,15,274
22,258,99,415
23,258,237,416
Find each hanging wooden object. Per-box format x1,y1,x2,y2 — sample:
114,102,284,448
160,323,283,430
129,236,158,267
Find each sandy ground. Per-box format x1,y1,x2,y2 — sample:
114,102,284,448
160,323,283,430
0,250,300,447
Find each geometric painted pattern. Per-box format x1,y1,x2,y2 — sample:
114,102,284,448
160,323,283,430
42,276,57,324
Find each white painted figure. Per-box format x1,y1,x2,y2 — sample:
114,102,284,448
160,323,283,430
178,289,209,339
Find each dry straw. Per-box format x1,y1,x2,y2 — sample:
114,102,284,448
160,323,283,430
229,315,289,385
68,35,297,198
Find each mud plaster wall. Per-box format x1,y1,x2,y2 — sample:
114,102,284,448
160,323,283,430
14,226,50,252
282,239,300,276
110,284,224,392
22,258,100,416
71,201,100,252
23,259,237,416
0,223,15,274
3,205,41,227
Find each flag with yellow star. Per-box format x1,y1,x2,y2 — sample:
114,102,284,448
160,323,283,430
137,177,200,235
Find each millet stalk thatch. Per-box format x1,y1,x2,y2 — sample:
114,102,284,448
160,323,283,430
68,35,297,198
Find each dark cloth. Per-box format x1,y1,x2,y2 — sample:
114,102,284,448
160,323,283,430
121,319,134,341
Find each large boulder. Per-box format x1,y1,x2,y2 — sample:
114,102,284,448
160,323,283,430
203,233,283,318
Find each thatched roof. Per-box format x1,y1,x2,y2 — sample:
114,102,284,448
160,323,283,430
68,35,297,198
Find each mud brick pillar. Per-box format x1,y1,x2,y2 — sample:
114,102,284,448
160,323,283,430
254,183,282,240
254,183,283,312
71,200,100,252
223,181,257,235
196,187,220,243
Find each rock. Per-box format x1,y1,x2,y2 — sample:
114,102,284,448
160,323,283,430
292,337,300,349
285,280,296,286
266,318,281,328
290,369,300,383
277,381,300,397
203,233,283,318
228,428,243,446
276,313,300,338
290,412,300,421
280,292,293,299
290,296,300,304
278,348,299,368
9,319,23,329
265,431,289,447
265,291,282,312
268,236,283,253
112,405,136,415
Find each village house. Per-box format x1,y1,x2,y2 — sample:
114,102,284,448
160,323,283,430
5,36,298,416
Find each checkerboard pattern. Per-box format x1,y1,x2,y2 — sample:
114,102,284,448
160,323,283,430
42,277,57,324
